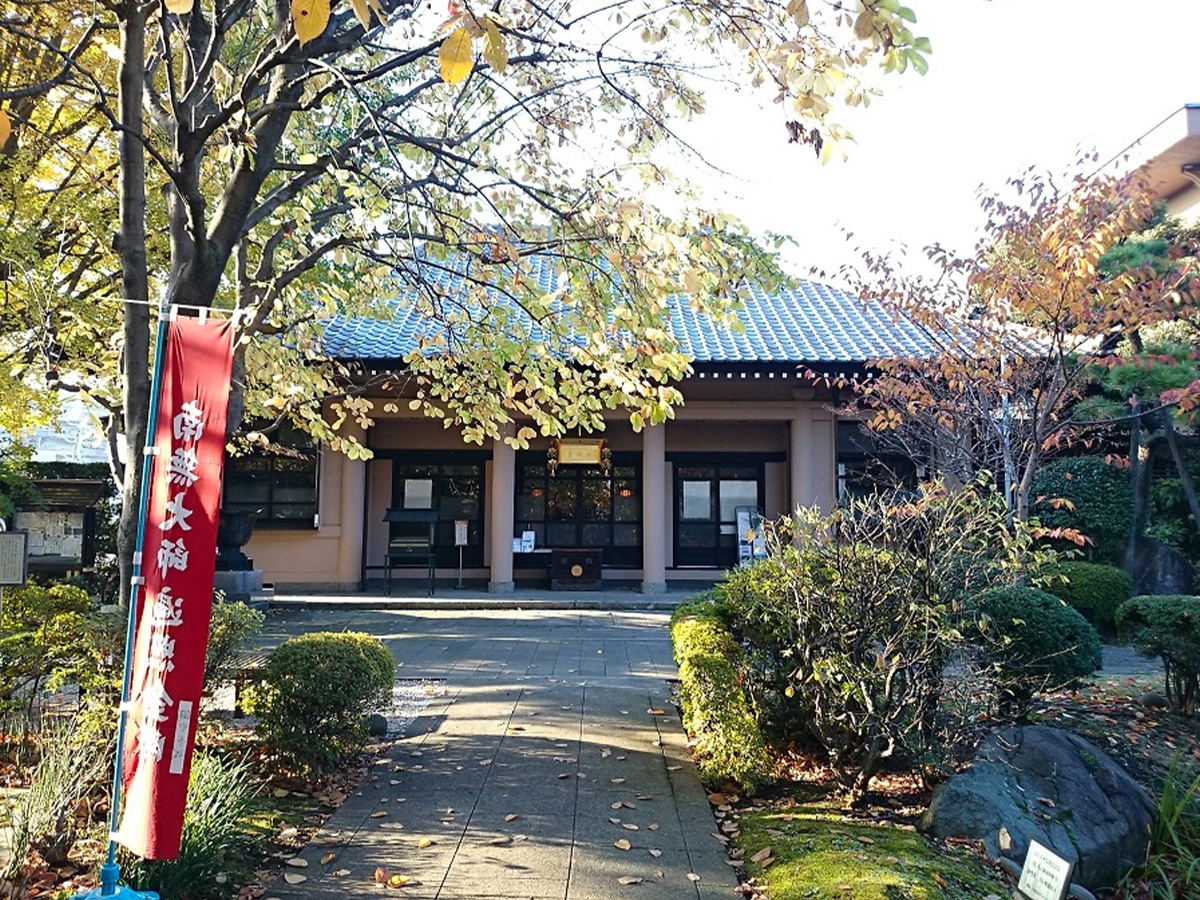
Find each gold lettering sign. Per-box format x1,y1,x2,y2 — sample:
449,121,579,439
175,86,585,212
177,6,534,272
556,439,603,465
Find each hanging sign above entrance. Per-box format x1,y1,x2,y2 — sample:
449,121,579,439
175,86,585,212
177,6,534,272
548,439,612,476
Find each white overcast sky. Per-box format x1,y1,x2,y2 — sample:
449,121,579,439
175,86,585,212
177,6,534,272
667,0,1200,286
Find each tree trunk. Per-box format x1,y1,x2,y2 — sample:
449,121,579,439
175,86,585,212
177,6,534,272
1125,401,1153,571
1160,410,1200,539
114,1,151,605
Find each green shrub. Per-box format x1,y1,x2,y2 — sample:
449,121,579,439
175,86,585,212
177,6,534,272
204,597,265,690
122,753,259,900
246,632,395,773
976,586,1102,711
1117,595,1200,716
1031,456,1133,564
0,583,92,718
1042,560,1132,634
670,599,771,792
719,483,1025,799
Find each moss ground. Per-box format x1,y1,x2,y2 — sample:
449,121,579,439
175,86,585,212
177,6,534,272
736,802,1008,900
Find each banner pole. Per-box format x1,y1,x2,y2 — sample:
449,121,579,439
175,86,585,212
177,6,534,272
90,304,173,899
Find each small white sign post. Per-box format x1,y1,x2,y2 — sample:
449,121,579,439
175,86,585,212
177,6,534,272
454,519,468,589
0,528,30,622
1017,840,1074,900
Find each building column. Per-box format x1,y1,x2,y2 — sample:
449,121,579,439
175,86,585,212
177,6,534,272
488,435,515,594
790,412,813,513
336,448,367,591
641,424,667,594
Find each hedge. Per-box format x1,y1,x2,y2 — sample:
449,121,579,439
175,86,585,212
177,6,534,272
670,598,771,792
1042,560,1132,634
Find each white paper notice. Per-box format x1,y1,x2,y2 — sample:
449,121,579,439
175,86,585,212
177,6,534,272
170,700,194,774
1018,840,1073,900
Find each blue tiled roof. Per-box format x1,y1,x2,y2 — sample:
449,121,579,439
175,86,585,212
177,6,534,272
322,254,940,365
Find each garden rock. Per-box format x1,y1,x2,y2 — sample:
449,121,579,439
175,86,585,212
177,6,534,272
921,725,1154,891
1128,536,1196,596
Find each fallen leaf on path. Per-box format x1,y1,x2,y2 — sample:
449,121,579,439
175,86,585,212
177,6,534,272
489,836,512,846
622,823,639,831
649,849,662,858
388,874,410,887
320,853,337,865
647,708,664,715
617,876,643,885
647,823,659,831
370,811,388,818
283,873,307,885
333,869,351,876
614,839,631,850
686,873,700,882
751,848,772,863
611,778,626,784
374,867,390,883
417,838,435,849
285,858,308,868
505,814,519,822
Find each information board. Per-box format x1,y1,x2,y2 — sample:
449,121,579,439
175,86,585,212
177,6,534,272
1017,840,1073,900
0,532,29,586
454,519,468,546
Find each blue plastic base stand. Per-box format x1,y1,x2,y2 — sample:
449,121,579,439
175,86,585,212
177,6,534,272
74,862,159,899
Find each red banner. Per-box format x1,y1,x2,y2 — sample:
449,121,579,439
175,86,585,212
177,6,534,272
118,316,234,860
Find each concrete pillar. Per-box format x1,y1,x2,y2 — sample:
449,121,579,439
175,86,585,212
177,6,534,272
641,424,667,594
790,412,813,513
488,435,516,593
336,450,367,590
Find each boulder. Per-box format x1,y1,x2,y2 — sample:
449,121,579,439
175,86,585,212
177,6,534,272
1128,536,1196,596
921,725,1155,891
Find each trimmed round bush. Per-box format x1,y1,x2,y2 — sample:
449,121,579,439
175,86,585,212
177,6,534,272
1042,561,1132,634
246,631,395,773
976,586,1102,709
1031,456,1133,564
1117,595,1200,716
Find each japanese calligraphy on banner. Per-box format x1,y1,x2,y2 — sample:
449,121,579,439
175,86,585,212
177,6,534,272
118,317,234,860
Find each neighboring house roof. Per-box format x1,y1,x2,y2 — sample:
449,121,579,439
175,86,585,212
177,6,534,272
322,256,940,366
5,396,110,465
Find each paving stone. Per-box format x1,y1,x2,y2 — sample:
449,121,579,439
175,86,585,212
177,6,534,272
259,608,727,900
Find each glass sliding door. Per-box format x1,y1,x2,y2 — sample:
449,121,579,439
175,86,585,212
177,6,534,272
516,453,641,567
674,463,763,568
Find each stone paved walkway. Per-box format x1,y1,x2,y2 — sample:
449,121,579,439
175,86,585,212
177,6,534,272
260,609,736,900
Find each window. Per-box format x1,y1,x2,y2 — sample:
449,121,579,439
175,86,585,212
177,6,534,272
516,453,641,568
392,453,486,568
836,421,918,502
673,462,763,568
223,423,318,528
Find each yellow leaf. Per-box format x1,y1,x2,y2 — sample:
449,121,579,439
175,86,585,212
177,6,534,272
439,26,474,85
365,0,388,25
482,18,507,73
165,0,192,13
388,874,410,887
291,0,330,46
0,109,9,146
348,0,370,29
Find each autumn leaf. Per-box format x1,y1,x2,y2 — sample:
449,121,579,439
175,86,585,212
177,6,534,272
481,18,507,73
348,0,371,29
439,26,474,84
614,838,631,850
290,0,330,46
